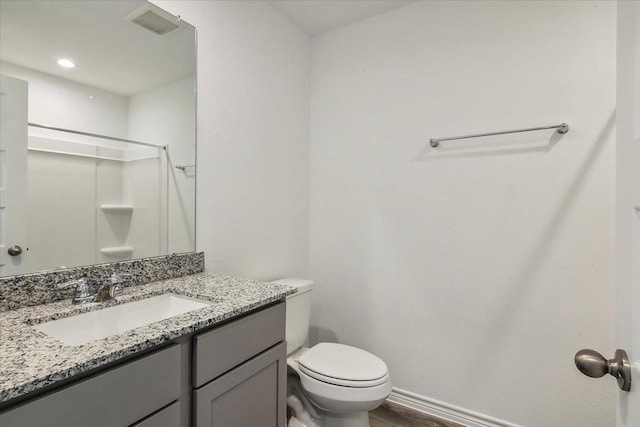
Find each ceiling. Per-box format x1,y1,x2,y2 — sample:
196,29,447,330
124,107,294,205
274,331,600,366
267,0,416,36
0,1,413,95
0,1,196,96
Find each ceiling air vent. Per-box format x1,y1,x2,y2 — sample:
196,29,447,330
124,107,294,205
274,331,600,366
124,3,180,36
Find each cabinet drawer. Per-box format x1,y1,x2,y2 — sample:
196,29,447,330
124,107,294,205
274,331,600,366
0,345,181,427
193,302,285,388
131,401,180,427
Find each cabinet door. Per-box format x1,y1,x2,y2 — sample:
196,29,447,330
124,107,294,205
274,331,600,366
194,342,286,427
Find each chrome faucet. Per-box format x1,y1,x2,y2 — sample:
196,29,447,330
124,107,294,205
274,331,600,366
57,273,127,304
93,273,126,302
56,278,94,304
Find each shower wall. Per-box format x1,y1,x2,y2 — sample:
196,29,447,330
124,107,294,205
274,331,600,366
26,151,97,270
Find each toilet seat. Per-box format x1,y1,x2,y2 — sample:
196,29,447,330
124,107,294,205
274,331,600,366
299,364,390,388
297,343,389,388
296,364,392,414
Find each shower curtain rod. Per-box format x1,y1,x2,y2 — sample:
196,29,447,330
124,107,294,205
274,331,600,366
429,122,569,147
28,122,167,150
27,147,160,162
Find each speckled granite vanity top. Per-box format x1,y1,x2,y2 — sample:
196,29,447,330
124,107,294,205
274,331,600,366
0,273,295,403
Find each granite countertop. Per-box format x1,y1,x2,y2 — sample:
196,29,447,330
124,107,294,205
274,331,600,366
0,273,295,403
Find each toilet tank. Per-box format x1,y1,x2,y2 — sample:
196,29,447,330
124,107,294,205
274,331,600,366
271,278,314,355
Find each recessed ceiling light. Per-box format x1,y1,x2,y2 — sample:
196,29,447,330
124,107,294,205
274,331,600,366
57,59,75,68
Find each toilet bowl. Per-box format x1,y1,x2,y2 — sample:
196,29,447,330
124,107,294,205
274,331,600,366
271,278,392,427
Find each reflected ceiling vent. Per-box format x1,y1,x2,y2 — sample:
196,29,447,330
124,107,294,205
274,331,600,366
124,3,181,36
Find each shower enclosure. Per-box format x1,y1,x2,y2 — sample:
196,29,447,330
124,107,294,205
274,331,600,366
25,124,169,272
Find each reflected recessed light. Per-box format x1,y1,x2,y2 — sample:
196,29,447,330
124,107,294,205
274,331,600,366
57,59,75,68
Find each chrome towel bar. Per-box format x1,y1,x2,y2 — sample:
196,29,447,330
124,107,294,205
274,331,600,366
429,122,569,147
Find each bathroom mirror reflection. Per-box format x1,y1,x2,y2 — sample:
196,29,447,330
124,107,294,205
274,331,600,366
0,0,196,277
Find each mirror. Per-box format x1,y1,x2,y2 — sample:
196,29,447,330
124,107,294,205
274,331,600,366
0,1,196,277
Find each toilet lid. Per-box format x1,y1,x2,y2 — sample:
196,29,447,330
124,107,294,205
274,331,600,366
297,343,389,388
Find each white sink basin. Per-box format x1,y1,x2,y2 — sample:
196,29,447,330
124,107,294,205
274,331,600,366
33,293,213,346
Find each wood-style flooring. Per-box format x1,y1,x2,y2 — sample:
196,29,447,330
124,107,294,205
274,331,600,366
369,402,463,427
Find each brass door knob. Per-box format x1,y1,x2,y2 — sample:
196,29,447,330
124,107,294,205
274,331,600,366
575,348,631,391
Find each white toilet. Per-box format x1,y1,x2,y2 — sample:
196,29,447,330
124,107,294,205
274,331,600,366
272,278,392,427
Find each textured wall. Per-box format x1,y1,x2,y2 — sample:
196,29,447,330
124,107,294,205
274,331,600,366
153,0,311,280
308,1,616,426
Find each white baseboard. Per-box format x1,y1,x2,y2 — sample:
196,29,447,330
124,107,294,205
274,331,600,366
386,388,522,427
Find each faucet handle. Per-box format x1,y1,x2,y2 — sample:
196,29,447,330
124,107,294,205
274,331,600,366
56,278,86,290
106,273,127,297
57,278,92,304
108,272,133,282
73,279,91,299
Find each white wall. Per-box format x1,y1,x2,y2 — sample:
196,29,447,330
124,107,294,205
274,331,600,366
0,61,129,138
152,1,311,279
309,2,616,426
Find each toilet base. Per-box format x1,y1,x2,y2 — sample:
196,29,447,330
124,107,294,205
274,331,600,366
287,347,390,427
324,410,370,427
288,368,375,427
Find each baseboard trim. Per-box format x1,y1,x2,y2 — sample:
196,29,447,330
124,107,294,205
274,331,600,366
387,388,522,427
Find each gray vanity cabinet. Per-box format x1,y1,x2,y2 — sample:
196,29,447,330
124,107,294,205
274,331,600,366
192,302,287,427
0,345,181,427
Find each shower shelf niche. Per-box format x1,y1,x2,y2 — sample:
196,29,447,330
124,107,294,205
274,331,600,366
100,247,134,257
100,204,134,214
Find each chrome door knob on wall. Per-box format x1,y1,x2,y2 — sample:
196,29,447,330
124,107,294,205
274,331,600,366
7,245,22,256
574,348,631,391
